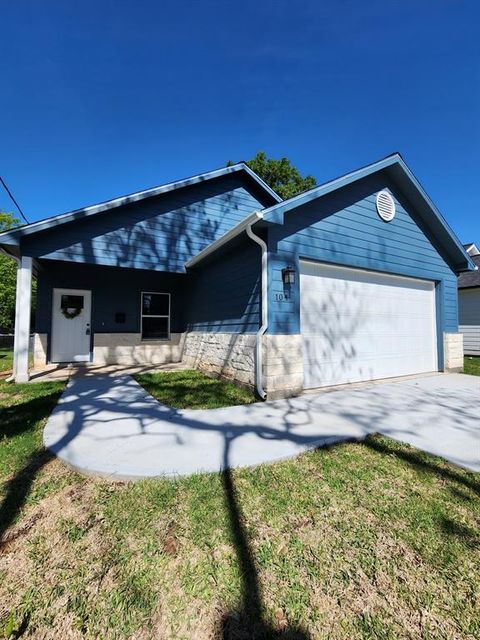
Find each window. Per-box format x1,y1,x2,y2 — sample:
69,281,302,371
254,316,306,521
61,295,84,311
141,292,170,340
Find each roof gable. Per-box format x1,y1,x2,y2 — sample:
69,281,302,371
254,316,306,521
0,163,281,248
187,155,474,276
3,169,278,273
259,153,474,274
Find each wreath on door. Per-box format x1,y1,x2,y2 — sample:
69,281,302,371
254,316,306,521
61,306,82,319
60,294,84,319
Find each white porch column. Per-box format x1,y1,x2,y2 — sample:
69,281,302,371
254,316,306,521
12,261,22,379
14,256,33,383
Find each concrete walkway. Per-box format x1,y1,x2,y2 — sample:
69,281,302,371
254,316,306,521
43,373,480,480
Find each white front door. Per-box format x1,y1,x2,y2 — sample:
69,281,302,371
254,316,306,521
300,261,438,389
51,288,92,363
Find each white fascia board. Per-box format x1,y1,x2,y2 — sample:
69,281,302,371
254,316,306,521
186,211,264,268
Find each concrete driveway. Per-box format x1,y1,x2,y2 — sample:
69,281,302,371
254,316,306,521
43,373,480,480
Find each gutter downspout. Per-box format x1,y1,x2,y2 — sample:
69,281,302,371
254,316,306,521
0,248,21,382
246,213,268,400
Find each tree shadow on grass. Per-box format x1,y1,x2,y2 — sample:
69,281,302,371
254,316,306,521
439,516,480,549
0,448,54,549
0,385,64,549
218,436,311,639
218,433,480,638
0,391,63,440
363,435,480,497
2,379,478,636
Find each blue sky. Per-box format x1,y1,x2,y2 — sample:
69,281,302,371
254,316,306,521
1,1,479,242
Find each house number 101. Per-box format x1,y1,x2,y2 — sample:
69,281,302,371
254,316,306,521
274,293,289,301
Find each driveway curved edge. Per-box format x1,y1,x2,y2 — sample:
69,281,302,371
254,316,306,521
43,373,480,480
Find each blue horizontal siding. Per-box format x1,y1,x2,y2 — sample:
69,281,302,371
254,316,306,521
35,242,262,346
268,173,458,347
36,260,188,335
23,175,268,272
187,240,261,333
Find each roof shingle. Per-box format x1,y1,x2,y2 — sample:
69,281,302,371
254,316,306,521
458,254,480,288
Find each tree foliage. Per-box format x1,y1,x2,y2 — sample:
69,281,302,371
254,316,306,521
0,211,20,333
228,151,316,200
0,211,31,333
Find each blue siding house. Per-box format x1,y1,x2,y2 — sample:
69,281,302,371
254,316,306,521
0,155,474,397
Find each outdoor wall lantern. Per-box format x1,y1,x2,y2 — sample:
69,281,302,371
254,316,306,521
282,265,296,285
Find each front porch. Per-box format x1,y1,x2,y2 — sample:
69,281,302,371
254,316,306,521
12,259,191,383
9,258,263,391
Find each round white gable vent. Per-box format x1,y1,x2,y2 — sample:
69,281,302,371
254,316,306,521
376,191,396,222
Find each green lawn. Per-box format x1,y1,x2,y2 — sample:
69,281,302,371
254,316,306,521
135,369,256,409
0,369,479,639
0,348,34,376
0,348,13,374
464,355,480,376
0,379,66,480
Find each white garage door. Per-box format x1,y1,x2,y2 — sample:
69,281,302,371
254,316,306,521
300,261,438,389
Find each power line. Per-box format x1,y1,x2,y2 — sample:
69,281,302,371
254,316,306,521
0,175,29,224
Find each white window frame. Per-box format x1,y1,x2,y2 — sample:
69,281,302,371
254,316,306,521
140,292,171,341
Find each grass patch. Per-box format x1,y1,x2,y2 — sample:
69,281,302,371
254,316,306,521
134,369,256,409
464,355,480,376
0,348,13,374
0,348,33,377
0,376,479,639
0,379,65,480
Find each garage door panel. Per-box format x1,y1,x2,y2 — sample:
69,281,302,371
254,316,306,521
303,348,436,388
300,261,437,388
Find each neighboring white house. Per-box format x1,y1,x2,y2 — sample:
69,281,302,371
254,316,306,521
459,243,480,355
